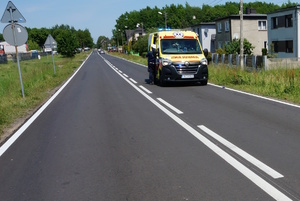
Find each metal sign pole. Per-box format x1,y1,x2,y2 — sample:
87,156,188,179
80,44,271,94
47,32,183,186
10,7,25,98
50,37,56,74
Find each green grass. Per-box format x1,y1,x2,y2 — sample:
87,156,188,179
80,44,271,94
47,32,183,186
110,52,300,105
208,65,300,104
0,52,89,137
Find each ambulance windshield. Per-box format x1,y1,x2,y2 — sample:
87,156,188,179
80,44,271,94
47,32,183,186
161,39,202,54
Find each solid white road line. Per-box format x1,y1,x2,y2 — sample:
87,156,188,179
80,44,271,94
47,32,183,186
157,98,183,114
209,83,300,109
198,125,284,179
103,57,292,201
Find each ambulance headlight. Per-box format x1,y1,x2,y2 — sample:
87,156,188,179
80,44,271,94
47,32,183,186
200,58,208,66
162,58,172,66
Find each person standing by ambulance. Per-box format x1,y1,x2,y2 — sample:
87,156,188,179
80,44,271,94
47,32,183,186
146,44,156,84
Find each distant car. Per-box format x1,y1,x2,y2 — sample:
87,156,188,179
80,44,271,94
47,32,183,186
100,50,105,54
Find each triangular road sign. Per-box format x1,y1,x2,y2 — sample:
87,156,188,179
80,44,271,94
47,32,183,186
44,34,57,48
1,1,26,23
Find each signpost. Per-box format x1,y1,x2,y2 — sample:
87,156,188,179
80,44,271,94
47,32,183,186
1,1,27,98
44,34,57,74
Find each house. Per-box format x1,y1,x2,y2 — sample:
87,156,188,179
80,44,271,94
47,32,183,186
191,22,216,53
215,9,267,55
125,27,146,46
267,5,300,58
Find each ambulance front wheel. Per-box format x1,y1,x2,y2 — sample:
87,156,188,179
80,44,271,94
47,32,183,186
159,70,166,87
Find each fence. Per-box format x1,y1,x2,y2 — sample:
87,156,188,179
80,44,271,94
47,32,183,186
265,58,300,70
211,53,267,70
0,54,7,64
211,54,300,70
0,51,40,63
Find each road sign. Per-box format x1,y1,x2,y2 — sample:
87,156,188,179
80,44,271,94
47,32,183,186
3,23,28,46
1,1,26,23
44,34,57,74
44,34,57,49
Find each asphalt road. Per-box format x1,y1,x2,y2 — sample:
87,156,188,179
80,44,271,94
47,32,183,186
1,51,300,201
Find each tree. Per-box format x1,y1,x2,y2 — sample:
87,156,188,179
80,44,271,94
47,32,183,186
56,29,79,57
225,38,254,55
27,39,40,50
96,36,109,49
132,35,148,56
27,27,49,48
76,29,94,49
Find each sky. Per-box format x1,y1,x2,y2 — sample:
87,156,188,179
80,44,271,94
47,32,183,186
0,0,292,43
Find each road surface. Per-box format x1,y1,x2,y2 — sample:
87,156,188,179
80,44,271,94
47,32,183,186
1,51,300,200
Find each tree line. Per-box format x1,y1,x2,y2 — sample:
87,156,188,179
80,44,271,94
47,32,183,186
27,25,94,57
0,24,94,57
98,1,297,55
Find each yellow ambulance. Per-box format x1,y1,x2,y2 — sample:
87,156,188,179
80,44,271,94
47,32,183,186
148,30,208,86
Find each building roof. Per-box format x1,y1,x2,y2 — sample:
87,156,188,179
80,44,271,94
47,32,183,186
215,14,267,21
267,5,300,15
191,22,216,28
125,30,135,39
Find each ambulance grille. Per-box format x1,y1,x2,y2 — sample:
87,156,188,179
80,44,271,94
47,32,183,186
173,62,199,75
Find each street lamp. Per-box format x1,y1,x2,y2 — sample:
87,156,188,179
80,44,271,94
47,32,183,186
158,11,167,29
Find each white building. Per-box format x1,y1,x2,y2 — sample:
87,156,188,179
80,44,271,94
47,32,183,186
267,5,300,58
191,22,216,53
0,41,28,54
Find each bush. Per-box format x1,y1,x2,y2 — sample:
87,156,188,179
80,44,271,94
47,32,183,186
206,52,212,63
132,35,148,56
215,48,226,55
225,38,254,55
56,30,79,57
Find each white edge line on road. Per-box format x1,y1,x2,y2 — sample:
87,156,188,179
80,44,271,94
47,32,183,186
208,83,300,109
157,98,183,114
139,85,152,94
102,57,292,201
0,53,92,157
198,125,284,179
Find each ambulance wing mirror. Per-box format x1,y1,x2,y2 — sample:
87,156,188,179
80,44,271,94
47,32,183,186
203,48,208,58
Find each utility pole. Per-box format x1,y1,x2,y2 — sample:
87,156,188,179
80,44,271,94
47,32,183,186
158,11,167,29
240,0,244,70
165,12,167,29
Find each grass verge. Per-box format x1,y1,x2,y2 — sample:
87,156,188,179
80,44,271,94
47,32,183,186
0,52,89,139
